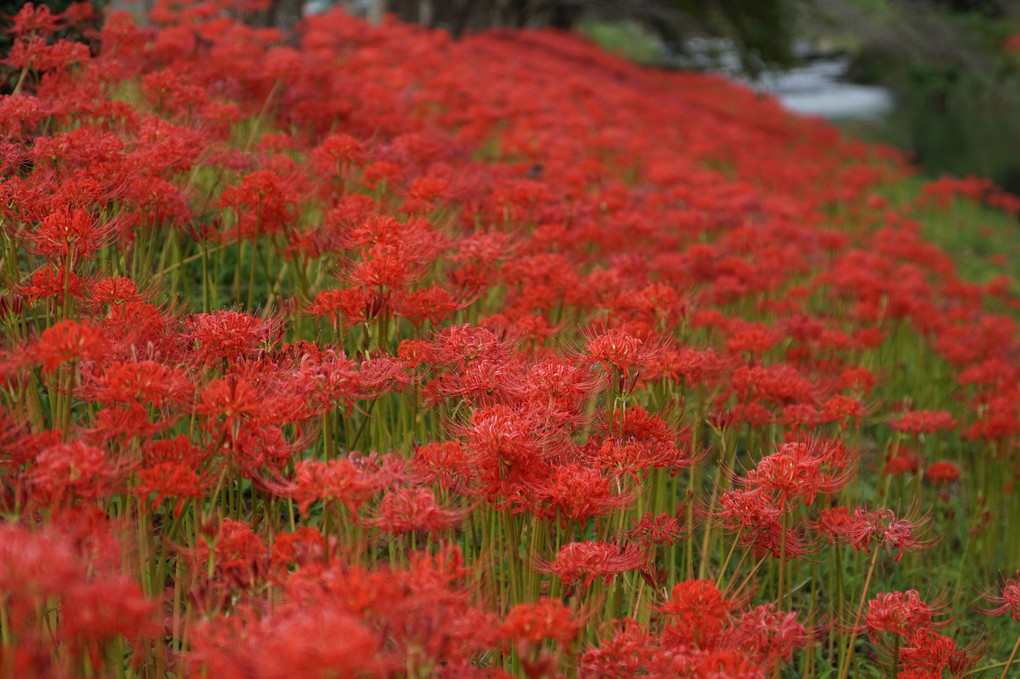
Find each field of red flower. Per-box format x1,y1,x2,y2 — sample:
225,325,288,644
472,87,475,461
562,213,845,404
2,1,1020,677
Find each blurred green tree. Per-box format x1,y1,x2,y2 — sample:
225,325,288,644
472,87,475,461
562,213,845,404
379,0,798,75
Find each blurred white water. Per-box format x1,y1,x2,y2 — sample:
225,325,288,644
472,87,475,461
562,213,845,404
755,56,894,119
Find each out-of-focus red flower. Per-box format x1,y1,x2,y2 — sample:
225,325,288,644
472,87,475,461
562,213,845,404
924,461,961,486
499,597,578,645
983,571,1020,622
548,540,648,588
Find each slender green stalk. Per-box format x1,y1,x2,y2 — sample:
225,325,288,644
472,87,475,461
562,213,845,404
999,633,1020,679
838,545,883,679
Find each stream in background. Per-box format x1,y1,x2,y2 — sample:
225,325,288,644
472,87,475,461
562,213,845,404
716,46,1020,194
753,55,894,120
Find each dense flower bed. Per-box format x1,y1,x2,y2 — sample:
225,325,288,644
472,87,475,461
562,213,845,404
1,2,1020,677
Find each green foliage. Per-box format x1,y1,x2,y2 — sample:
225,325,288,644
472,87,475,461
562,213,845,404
847,63,1020,194
579,0,798,77
576,19,665,66
668,0,798,76
835,1,1020,192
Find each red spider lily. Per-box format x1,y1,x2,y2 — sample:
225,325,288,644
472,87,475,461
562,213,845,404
31,319,110,374
725,320,781,356
729,363,816,407
449,230,518,292
717,486,812,562
307,286,378,328
338,212,445,261
819,394,867,429
430,323,521,369
982,571,1020,622
583,327,658,389
579,618,656,678
626,511,688,548
136,461,207,516
414,440,475,493
945,636,993,678
724,604,807,665
59,578,158,646
285,457,384,518
0,418,60,470
523,355,603,421
218,169,298,242
392,548,501,669
4,35,91,75
679,649,765,679
924,461,961,486
192,517,268,588
187,605,389,679
278,547,497,672
659,579,734,647
87,402,175,443
547,540,649,589
742,439,856,506
99,300,181,355
355,354,411,398
229,423,305,478
780,402,823,429
587,406,699,478
832,506,933,562
84,359,192,407
29,440,125,507
919,175,993,207
812,505,854,545
140,68,208,116
87,275,145,306
650,345,726,389
347,242,428,291
864,590,941,639
605,405,683,442
0,521,157,674
6,3,61,38
405,174,451,210
6,3,1020,675
185,310,285,365
899,629,959,676
295,347,363,414
269,526,326,577
197,375,268,431
311,133,366,176
530,463,633,523
25,206,114,265
389,285,461,327
894,671,940,679
587,436,695,481
840,366,877,394
718,487,783,534
499,597,578,645
883,443,922,477
426,354,528,407
456,403,560,506
16,265,89,307
890,410,958,436
0,522,82,614
366,486,465,536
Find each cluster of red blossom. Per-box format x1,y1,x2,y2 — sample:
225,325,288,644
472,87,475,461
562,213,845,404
2,0,1020,676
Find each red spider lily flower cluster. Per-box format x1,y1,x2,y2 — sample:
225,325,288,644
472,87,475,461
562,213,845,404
819,506,933,562
984,572,1020,622
581,580,807,677
857,590,984,678
2,0,1019,675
